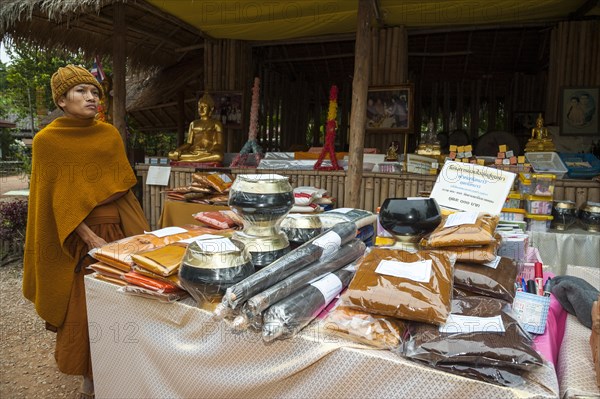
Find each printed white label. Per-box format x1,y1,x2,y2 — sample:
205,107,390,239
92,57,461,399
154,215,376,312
313,231,342,258
332,208,353,214
343,262,357,272
177,234,225,244
482,256,502,269
239,174,286,181
217,173,232,183
145,226,187,237
196,238,238,253
146,166,171,186
311,273,343,304
444,211,479,228
439,314,505,333
375,259,432,283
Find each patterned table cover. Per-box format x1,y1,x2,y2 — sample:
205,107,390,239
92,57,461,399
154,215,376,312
86,276,559,399
556,265,600,398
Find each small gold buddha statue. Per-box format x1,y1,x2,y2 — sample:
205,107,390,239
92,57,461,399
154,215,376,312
168,93,224,163
385,141,399,161
524,113,555,152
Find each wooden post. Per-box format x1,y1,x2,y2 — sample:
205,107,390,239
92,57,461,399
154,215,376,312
345,0,372,209
177,91,185,146
112,2,127,146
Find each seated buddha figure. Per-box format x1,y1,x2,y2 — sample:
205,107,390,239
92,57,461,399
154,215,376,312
525,113,555,152
168,93,224,163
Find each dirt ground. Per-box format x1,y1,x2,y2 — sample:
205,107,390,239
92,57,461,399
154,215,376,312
1,175,81,398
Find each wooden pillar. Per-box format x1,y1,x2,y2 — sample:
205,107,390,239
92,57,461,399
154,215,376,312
345,0,372,208
177,91,185,146
112,2,127,145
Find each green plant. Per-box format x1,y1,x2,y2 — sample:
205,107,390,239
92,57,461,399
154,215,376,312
0,198,28,262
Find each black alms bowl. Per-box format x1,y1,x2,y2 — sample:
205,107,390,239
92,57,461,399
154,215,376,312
379,198,442,240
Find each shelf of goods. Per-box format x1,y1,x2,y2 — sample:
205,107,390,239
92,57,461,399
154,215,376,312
135,165,600,230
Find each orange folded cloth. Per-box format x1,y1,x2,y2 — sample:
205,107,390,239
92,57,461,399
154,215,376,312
122,271,182,293
89,262,125,279
94,273,127,286
93,226,222,272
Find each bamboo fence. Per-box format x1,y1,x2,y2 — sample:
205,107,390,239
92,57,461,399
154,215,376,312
135,164,600,230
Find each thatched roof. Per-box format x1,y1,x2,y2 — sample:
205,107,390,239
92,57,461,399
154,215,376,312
1,0,206,70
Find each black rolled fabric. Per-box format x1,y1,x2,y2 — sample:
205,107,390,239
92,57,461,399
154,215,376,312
550,275,599,329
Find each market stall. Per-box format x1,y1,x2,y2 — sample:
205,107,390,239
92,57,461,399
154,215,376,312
85,275,561,399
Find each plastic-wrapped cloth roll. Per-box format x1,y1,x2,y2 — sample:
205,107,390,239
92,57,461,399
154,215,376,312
262,263,357,342
221,221,357,311
240,239,366,328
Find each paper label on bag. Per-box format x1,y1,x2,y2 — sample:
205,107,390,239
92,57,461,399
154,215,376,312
177,234,224,244
482,256,502,269
313,231,342,258
332,208,353,214
375,259,432,283
343,263,357,272
196,238,238,253
439,314,505,333
145,226,188,237
311,273,343,303
444,211,479,228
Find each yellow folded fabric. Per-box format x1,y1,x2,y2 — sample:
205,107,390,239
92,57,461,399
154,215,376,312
132,244,187,277
93,226,220,271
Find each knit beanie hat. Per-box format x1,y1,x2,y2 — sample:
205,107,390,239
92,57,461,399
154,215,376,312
51,64,103,106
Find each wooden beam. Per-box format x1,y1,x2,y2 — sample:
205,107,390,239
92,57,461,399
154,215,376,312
371,0,384,27
175,43,205,52
569,0,599,18
251,33,355,47
112,2,127,145
346,0,372,209
177,91,186,146
266,53,355,63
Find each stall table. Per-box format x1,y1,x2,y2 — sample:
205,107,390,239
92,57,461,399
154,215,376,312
557,265,600,398
86,276,559,399
158,200,229,228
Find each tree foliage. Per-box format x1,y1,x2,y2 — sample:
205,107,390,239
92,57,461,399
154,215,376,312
2,42,88,124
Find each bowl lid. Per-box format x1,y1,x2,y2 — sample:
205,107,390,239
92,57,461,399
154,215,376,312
553,200,576,209
183,237,250,269
281,214,323,229
582,201,600,213
232,174,292,194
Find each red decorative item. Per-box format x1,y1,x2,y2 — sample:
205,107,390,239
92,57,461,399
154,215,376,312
231,77,264,168
314,85,342,171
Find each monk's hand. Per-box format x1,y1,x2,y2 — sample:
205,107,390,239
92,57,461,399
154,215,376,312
86,234,108,250
75,222,108,250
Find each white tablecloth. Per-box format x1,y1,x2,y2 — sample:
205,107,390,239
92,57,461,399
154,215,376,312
85,276,559,399
556,265,600,399
528,229,600,275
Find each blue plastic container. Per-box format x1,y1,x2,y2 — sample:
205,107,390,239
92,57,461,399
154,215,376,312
558,153,600,179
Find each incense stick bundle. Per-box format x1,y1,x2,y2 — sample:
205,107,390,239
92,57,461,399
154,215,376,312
262,263,357,342
242,239,366,327
222,221,357,310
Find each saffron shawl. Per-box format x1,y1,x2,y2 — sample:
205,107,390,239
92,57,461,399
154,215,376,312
22,117,145,327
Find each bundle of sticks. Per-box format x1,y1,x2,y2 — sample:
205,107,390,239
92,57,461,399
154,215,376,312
164,171,233,205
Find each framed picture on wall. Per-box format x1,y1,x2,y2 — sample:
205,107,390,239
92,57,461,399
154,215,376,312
202,91,244,130
365,84,414,133
560,86,599,135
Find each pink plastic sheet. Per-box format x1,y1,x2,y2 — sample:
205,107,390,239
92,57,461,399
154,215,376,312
532,272,567,366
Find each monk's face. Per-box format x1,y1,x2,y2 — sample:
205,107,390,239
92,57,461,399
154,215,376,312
59,84,101,120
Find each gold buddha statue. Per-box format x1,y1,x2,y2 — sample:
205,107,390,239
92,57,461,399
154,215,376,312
385,141,399,161
168,93,224,163
524,113,555,152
